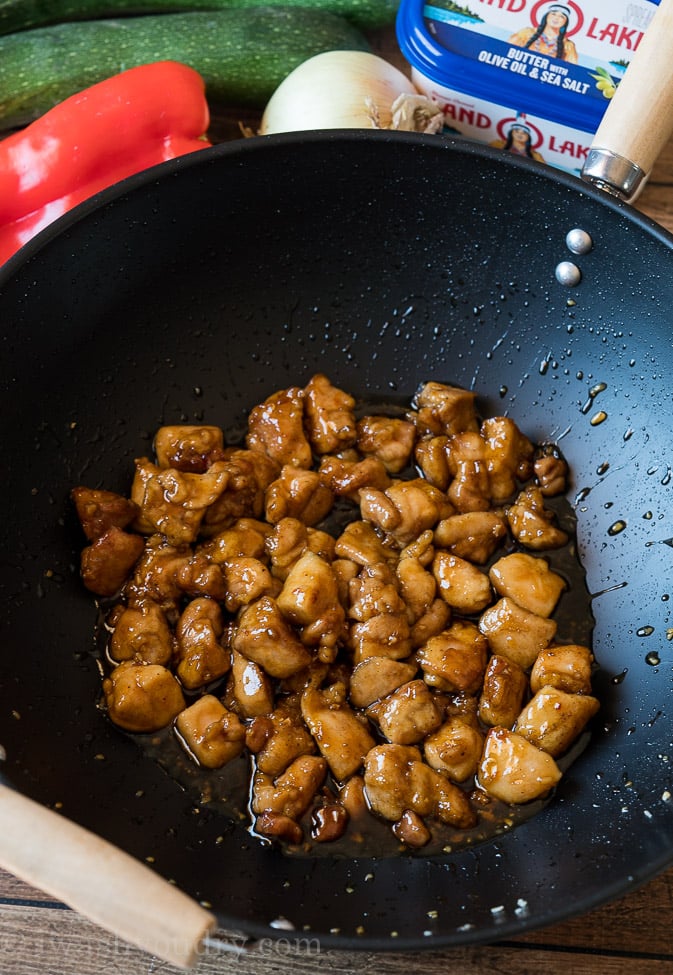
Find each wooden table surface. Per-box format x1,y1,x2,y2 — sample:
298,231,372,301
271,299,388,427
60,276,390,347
2,22,673,975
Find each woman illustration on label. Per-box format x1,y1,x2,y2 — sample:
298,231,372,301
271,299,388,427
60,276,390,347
508,3,578,63
491,116,545,162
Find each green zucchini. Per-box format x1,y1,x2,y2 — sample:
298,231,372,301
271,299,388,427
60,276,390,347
0,8,370,128
0,0,399,35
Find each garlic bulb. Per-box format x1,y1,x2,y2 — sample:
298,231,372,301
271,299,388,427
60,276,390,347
260,50,442,135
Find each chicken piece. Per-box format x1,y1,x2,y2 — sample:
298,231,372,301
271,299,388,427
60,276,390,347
153,425,225,472
80,527,145,597
360,478,450,548
445,432,491,512
432,551,492,614
530,644,594,695
127,535,190,608
301,682,376,781
131,458,230,544
252,754,328,820
424,716,484,783
396,556,437,624
368,679,443,745
411,382,479,437
477,727,562,803
175,553,227,601
277,550,346,649
478,655,528,728
349,657,418,708
339,775,368,821
311,800,350,843
250,701,315,776
228,649,275,718
221,556,277,613
254,811,304,845
413,435,449,491
506,486,568,550
417,621,488,694
481,416,535,503
103,662,185,732
399,528,435,566
334,520,395,567
265,517,310,580
489,553,566,618
233,596,312,678
479,596,557,669
434,511,507,565
175,597,231,690
306,527,337,562
71,487,138,541
200,449,279,536
198,518,270,564
332,558,360,606
515,685,600,757
392,809,431,848
175,694,246,769
348,562,412,664
265,465,334,526
356,415,417,474
318,454,390,502
534,444,569,497
109,600,172,666
363,743,477,828
303,373,357,455
246,386,312,469
410,599,452,650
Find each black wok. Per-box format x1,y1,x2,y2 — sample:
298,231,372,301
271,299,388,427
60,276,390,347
1,31,673,965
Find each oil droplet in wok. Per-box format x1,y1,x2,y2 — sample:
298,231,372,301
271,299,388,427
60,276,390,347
611,668,628,684
499,385,508,398
607,519,626,536
590,411,608,426
596,462,609,476
637,625,655,637
645,651,661,666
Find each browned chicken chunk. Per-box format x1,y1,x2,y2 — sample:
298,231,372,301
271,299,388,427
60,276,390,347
277,550,346,649
71,486,138,541
506,485,569,550
318,454,390,501
489,553,566,618
360,478,450,548
368,679,443,745
252,754,328,830
221,556,277,613
515,685,600,757
434,511,507,565
530,644,594,695
131,458,229,545
479,596,557,669
80,527,145,597
233,596,312,678
109,600,173,666
411,382,479,437
153,425,225,473
481,416,534,503
249,701,315,777
356,415,417,474
417,621,488,694
433,551,492,614
301,682,376,781
424,716,484,783
175,597,231,690
176,694,246,768
364,743,477,828
103,662,185,732
303,373,357,455
246,386,312,469
445,432,491,512
265,465,333,526
348,562,412,664
349,657,418,708
228,649,274,718
534,445,569,497
478,727,562,803
200,450,279,536
478,654,528,728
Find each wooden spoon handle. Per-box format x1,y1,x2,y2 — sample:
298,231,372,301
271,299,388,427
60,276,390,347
0,783,216,969
583,0,673,198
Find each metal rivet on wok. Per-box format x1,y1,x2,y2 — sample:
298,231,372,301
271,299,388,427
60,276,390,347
566,228,593,254
555,261,582,287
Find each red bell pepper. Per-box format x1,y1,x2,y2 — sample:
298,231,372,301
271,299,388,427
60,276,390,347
0,60,212,266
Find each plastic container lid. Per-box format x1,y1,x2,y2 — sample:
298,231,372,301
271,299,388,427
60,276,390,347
397,0,661,135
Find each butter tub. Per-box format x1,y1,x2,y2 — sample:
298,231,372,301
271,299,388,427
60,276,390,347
396,0,660,175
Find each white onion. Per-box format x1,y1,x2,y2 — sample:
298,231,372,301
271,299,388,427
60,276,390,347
260,50,425,135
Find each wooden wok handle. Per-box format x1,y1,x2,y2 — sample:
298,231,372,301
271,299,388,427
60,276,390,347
582,0,673,200
0,783,216,968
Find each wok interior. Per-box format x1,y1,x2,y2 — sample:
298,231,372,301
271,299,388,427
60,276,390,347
1,131,672,947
